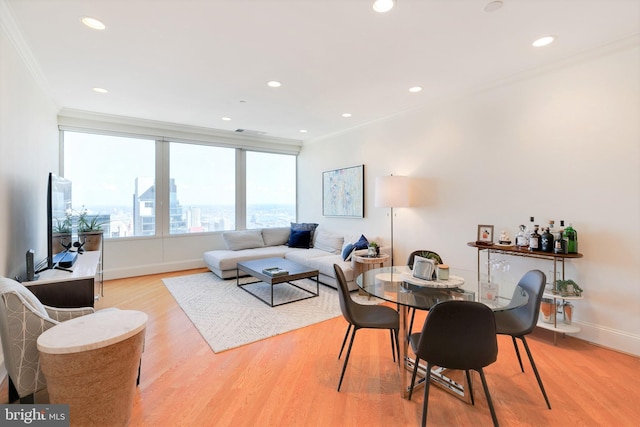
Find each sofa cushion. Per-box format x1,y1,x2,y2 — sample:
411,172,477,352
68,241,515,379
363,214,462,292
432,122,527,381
222,230,265,250
204,246,292,271
313,230,344,254
262,227,290,246
287,229,312,248
290,222,319,247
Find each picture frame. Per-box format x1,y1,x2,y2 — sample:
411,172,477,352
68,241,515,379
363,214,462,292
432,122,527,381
477,224,494,244
322,165,364,218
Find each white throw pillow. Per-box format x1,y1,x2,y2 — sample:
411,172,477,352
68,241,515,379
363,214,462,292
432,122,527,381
313,230,344,254
222,230,265,251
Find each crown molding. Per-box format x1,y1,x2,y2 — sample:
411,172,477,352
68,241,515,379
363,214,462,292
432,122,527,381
0,0,57,107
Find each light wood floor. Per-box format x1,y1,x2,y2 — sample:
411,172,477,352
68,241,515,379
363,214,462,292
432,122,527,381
6,269,639,426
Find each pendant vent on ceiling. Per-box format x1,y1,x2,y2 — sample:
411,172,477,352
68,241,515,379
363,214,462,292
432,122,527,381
235,129,267,136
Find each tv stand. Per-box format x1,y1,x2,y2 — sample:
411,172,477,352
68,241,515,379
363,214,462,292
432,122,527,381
22,251,102,308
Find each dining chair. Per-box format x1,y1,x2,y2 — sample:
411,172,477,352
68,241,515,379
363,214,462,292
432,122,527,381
408,300,499,427
333,264,400,391
406,250,444,337
493,269,551,409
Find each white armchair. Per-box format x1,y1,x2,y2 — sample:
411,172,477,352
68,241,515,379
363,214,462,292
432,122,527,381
0,276,94,403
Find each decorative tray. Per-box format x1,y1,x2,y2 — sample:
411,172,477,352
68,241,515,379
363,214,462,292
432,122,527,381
400,273,464,289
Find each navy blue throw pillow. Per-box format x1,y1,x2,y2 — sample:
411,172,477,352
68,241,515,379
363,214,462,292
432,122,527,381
287,229,312,248
353,235,369,250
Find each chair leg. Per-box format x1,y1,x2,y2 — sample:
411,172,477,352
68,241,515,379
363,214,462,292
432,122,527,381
408,308,416,340
477,368,499,427
421,362,432,427
8,377,19,403
338,327,357,391
408,356,421,400
465,370,475,405
394,329,400,365
520,336,552,409
511,336,524,372
389,329,396,363
339,324,352,359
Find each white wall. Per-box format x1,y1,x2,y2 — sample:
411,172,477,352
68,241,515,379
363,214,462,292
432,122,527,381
298,40,640,356
0,25,58,281
0,20,59,378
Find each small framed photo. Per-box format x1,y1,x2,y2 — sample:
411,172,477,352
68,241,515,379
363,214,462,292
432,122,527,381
477,225,494,244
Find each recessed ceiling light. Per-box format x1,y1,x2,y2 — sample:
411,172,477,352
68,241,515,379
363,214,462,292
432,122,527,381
532,36,556,47
409,86,423,93
221,117,231,121
299,130,308,133
92,87,108,93
81,17,106,30
267,81,282,88
342,113,352,118
483,1,503,13
373,0,395,13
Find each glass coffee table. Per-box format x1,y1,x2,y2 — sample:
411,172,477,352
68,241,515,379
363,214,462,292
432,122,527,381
236,257,319,307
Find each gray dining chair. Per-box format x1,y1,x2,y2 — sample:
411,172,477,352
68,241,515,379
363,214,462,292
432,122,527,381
334,264,399,391
493,269,551,409
409,300,499,427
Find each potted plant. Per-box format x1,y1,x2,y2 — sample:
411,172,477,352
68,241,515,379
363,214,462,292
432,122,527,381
554,279,583,297
52,210,73,254
367,241,380,257
77,207,105,252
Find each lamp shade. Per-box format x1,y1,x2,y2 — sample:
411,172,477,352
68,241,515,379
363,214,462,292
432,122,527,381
375,175,411,208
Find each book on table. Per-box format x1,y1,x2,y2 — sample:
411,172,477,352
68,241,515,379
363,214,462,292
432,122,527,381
262,267,289,277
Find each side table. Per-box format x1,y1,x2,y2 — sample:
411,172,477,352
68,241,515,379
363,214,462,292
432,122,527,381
353,254,390,296
37,309,147,426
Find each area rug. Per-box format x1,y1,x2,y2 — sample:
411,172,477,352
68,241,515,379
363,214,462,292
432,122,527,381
162,272,379,353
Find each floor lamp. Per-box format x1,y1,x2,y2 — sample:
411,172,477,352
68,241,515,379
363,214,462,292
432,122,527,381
375,175,411,266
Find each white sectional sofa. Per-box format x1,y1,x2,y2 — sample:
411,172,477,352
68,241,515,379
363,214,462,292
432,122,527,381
203,226,388,291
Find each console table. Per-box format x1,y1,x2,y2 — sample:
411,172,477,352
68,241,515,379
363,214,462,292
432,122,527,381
467,242,583,344
22,250,102,307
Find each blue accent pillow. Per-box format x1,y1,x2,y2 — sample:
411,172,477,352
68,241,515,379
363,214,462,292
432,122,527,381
353,234,369,250
287,229,312,248
290,222,319,247
342,243,356,261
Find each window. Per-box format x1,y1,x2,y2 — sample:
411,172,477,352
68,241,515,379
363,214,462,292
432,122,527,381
246,151,296,229
63,132,156,238
169,143,236,233
62,129,297,239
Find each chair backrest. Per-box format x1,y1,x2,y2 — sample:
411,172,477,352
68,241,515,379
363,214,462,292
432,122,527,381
415,300,497,370
333,264,358,325
406,250,443,269
0,277,54,398
508,270,547,335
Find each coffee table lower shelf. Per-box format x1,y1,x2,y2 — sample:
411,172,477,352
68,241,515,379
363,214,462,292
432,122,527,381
236,258,320,307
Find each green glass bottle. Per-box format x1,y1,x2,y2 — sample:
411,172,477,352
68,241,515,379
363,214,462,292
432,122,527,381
564,223,578,254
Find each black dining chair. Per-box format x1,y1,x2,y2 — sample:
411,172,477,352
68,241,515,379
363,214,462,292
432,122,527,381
406,250,444,337
333,264,400,392
493,269,551,409
408,300,499,427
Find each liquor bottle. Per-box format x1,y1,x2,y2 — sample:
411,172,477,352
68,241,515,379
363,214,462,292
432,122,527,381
540,227,554,252
515,224,528,248
564,223,578,254
528,224,541,251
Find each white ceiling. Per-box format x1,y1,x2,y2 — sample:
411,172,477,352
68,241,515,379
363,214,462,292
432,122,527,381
4,0,640,142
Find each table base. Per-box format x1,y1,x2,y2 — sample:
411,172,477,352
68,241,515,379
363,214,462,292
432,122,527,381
237,276,319,307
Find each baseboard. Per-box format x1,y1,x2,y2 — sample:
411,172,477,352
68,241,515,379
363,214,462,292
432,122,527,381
104,259,206,280
570,321,640,357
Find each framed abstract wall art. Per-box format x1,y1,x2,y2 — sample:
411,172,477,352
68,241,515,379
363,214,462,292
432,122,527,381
322,164,364,218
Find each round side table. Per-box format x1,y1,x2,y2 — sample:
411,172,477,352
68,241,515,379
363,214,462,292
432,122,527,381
353,254,390,296
37,309,147,426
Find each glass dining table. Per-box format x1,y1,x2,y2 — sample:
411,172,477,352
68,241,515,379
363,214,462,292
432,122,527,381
356,265,528,401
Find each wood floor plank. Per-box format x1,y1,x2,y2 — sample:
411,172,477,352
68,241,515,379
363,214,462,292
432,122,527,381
3,268,639,426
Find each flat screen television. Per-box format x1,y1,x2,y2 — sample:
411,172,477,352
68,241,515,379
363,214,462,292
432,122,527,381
46,173,74,270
